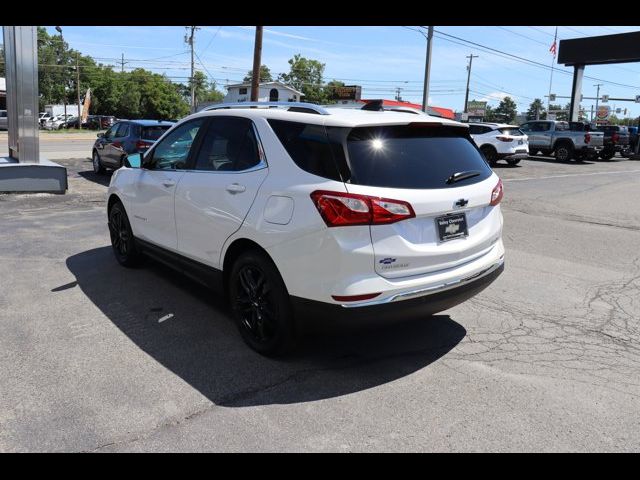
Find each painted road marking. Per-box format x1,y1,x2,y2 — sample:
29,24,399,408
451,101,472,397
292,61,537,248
503,169,640,182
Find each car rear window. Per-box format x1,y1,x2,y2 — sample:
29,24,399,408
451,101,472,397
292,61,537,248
341,124,492,189
141,125,171,141
498,127,524,136
268,120,492,189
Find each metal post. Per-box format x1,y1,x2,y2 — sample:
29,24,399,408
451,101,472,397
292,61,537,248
76,54,81,129
251,26,263,102
568,64,584,122
464,54,478,113
3,26,39,162
421,26,433,113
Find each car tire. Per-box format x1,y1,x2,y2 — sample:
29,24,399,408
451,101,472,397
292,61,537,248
480,145,498,167
92,150,106,174
599,150,615,161
506,158,521,166
108,201,143,268
554,143,574,162
229,249,296,357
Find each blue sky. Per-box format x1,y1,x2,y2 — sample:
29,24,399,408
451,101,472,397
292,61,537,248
45,25,640,117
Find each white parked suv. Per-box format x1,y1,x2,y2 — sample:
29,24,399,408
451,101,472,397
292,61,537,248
468,122,529,166
107,102,505,355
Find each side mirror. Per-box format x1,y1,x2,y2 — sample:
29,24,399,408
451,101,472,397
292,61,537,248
125,153,142,169
97,133,104,138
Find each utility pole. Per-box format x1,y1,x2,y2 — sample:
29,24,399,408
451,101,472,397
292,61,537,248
594,83,603,121
395,87,403,102
119,53,128,73
251,26,264,102
464,54,479,113
55,26,67,120
421,26,434,113
185,26,199,112
76,53,81,129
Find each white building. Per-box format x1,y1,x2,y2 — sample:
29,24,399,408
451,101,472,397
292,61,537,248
223,81,304,103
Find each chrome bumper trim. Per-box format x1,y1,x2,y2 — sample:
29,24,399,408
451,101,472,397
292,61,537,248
340,256,504,308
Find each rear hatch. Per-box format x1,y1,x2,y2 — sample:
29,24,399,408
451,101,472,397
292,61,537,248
139,125,171,150
496,126,528,152
336,123,502,279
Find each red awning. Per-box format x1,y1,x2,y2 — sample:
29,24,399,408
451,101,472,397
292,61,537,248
360,99,455,119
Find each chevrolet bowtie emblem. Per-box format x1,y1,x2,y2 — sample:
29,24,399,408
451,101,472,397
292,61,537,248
455,198,469,207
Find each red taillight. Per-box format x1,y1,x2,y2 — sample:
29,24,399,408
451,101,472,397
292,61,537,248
331,292,381,302
136,140,150,150
584,133,591,144
495,135,513,142
310,190,415,227
490,179,503,206
612,132,620,143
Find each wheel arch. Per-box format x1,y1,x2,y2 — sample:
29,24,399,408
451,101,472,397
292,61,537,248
107,193,123,214
222,238,282,297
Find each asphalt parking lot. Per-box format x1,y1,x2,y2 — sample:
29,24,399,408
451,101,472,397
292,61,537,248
1,137,640,452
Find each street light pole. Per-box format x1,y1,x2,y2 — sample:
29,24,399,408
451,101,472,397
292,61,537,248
594,83,603,122
421,26,433,113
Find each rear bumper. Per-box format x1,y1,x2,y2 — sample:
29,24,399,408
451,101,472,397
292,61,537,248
499,152,528,160
292,259,504,331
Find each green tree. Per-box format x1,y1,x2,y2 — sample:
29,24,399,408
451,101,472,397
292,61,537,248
323,80,346,104
243,65,272,83
278,54,327,103
494,96,517,123
526,98,546,120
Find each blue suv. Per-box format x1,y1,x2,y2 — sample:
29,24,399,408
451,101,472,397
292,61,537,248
92,119,174,174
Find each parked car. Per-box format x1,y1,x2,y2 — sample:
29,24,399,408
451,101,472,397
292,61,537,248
625,126,639,156
519,120,604,162
92,119,174,173
0,110,7,130
39,112,53,127
43,114,74,130
468,123,529,166
106,103,505,355
596,125,630,160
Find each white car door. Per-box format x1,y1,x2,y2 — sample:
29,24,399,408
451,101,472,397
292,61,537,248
130,118,206,251
175,116,268,269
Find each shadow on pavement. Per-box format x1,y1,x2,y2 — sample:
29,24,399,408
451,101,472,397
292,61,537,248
63,246,466,407
77,169,113,187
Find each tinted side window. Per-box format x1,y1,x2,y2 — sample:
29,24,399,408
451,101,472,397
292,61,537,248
520,123,532,132
105,123,119,139
194,117,261,172
150,119,205,170
467,125,482,135
268,119,342,181
116,123,130,137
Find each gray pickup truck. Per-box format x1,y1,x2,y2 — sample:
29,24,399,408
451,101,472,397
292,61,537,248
519,120,604,162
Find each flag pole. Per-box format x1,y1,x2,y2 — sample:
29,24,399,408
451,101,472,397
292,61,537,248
547,27,558,115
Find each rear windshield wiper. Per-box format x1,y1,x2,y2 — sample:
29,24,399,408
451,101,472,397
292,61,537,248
446,170,481,184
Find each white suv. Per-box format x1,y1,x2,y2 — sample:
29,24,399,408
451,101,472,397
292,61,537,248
107,102,505,355
468,123,529,166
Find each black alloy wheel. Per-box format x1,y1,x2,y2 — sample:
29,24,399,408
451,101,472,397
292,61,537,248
108,202,142,267
229,251,295,356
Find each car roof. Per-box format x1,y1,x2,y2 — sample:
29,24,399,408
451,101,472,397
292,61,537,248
183,106,466,129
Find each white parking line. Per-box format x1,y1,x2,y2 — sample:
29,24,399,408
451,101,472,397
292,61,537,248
503,169,640,182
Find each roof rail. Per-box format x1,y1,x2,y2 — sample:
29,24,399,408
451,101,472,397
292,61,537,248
201,102,330,115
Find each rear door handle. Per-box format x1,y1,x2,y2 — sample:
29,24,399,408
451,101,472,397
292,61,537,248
226,183,246,194
162,180,176,188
